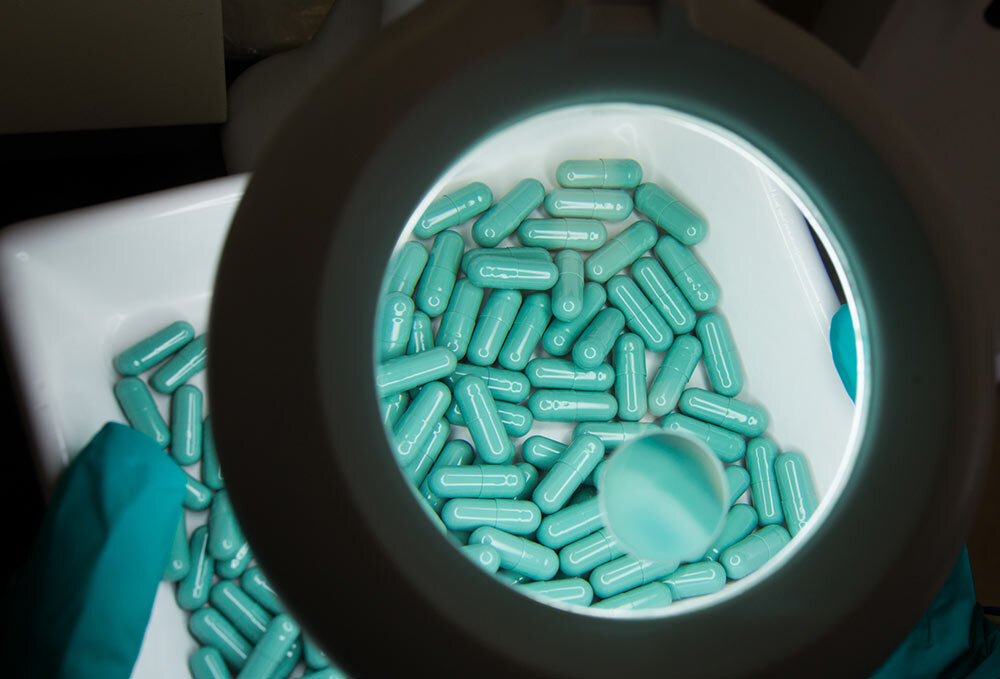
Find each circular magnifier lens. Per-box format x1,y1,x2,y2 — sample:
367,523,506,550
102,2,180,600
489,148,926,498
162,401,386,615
372,103,866,615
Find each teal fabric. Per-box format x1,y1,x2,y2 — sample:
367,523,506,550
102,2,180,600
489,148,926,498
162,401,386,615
3,422,186,679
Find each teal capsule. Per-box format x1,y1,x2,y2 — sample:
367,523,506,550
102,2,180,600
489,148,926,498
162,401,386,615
164,513,190,582
150,334,208,394
721,524,791,579
466,255,558,290
571,485,599,504
420,439,475,512
584,221,657,283
473,178,545,247
498,292,551,371
447,396,532,437
114,320,195,376
445,363,530,402
704,503,758,561
209,490,245,560
647,335,702,417
654,236,719,312
560,528,628,577
375,347,457,397
113,377,169,447
614,333,647,421
532,435,604,514
378,292,415,360
573,422,661,450
725,465,751,506
631,257,697,334
544,188,633,221
303,635,331,670
242,567,284,614
201,416,224,490
301,670,348,679
380,392,410,430
775,451,818,537
592,582,673,611
634,182,706,245
679,388,768,437
416,182,493,238
183,472,213,510
556,158,643,189
541,282,606,356
461,246,552,274
272,641,303,678
697,313,744,397
171,384,203,465
406,311,433,355
518,578,594,606
537,497,602,549
385,240,428,295
210,581,270,643
606,275,673,352
513,462,540,501
517,218,607,251
572,307,625,369
584,459,606,488
459,544,501,574
525,358,613,391
189,646,232,679
404,418,450,485
392,381,451,463
469,527,559,580
662,413,746,463
662,561,727,600
550,250,585,322
521,435,566,470
746,437,784,526
216,540,253,579
435,280,483,360
441,498,541,535
467,290,522,366
415,230,465,317
454,375,514,463
189,608,251,669
177,526,214,610
528,389,617,422
429,464,526,499
590,555,679,599
237,614,299,679
496,570,532,585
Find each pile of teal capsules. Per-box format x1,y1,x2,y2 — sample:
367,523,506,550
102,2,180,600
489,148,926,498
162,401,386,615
377,158,819,611
112,326,344,678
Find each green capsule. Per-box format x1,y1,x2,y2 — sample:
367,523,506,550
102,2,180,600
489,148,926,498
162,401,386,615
697,313,744,397
392,382,451,463
541,282,606,356
532,435,604,514
177,526,214,610
189,647,232,679
584,221,657,283
378,292,414,361
513,462,540,501
775,451,818,537
746,437,784,526
404,418,450,485
662,561,726,600
469,527,559,580
721,524,791,579
525,358,613,391
573,307,625,369
429,464,526,499
571,485,599,504
467,290,522,366
704,503,758,561
171,384,203,465
654,236,719,312
679,388,768,437
631,257,697,334
201,416,224,490
614,333,647,421
647,335,702,417
303,635,331,670
189,608,251,669
209,490,245,560
606,275,673,352
375,347,456,397
634,182,706,245
416,182,493,238
242,567,284,615
210,581,270,643
537,497,602,549
415,230,465,317
454,375,514,463
560,528,627,577
461,246,552,274
584,458,606,488
498,292,551,371
517,218,607,251
466,255,558,290
556,158,642,189
592,582,673,611
518,578,594,606
164,513,190,582
420,440,475,512
380,392,410,430
544,188,633,221
114,320,195,376
237,614,299,679
725,465,751,506
434,280,482,360
445,363,530,403
473,178,545,247
590,555,678,599
407,311,434,355
150,334,208,394
551,250,585,322
441,498,542,534
662,413,746,463
461,544,502,573
385,241,428,295
216,540,253,579
496,570,531,585
573,422,661,450
113,376,170,447
183,472,213,511
447,396,532,437
528,389,617,422
272,641,302,679
521,435,566,470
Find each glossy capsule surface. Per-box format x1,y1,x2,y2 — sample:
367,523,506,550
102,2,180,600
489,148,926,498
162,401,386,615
647,335,702,416
164,513,190,581
415,230,465,317
528,389,618,422
592,582,673,611
518,578,594,606
467,290,521,366
514,462,541,501
552,250,585,322
201,416,224,490
375,347,456,397
429,464,526,498
461,246,552,274
114,376,170,447
573,422,661,449
420,439,475,512
662,413,746,463
556,158,642,189
441,499,541,535
473,178,545,247
697,313,743,397
631,257,696,334
242,567,284,615
454,376,514,463
380,392,409,430
537,497,602,548
114,320,194,375
209,490,245,560
392,381,451,463
302,636,330,670
407,311,433,354
210,581,270,643
460,544,502,573
447,400,532,437
775,451,818,536
725,465,751,506
721,524,791,579
746,437,784,526
177,526,214,610
518,218,607,251
526,358,614,391
590,555,678,599
544,188,633,221
541,282,606,356
634,182,706,245
662,561,726,599
614,333,647,421
189,608,251,669
216,540,252,579
560,528,627,576
189,647,232,679
585,220,657,283
183,472,213,510
532,435,604,514
573,307,625,369
378,292,415,360
238,614,299,679
385,241,428,296
404,418,450,485
150,333,208,394
679,388,768,437
470,527,559,580
521,435,566,470
170,384,203,465
499,292,551,371
654,235,719,312
416,182,493,238
704,504,758,561
446,363,530,402
435,280,483,360
607,275,673,352
466,255,558,290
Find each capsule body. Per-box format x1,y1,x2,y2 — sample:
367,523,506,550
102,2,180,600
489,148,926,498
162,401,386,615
679,388,768,437
556,158,642,189
634,182,706,245
590,555,678,599
518,578,594,606
697,313,744,397
525,358,614,391
498,292,551,370
420,439,475,512
392,381,451,463
552,250,585,321
662,561,727,599
189,647,232,679
189,608,251,669
746,437,784,526
460,544,502,573
466,255,558,290
541,282,606,355
435,280,484,360
416,182,493,238
573,422,661,449
606,276,673,352
473,178,545,247
429,464,525,498
209,490,245,560
454,376,514,463
164,513,191,582
704,503,758,561
469,527,559,580
721,524,791,579
775,451,818,536
201,416,224,490
114,376,170,447
614,333,647,421
114,320,195,375
544,188,633,221
592,582,673,610
448,400,532,437
559,528,628,576
445,363,530,402
375,347,457,397
210,581,270,643
647,335,702,416
467,290,522,366
461,246,552,274
407,311,434,355
532,435,604,514
378,292,414,360
662,413,746,463
177,526,214,610
170,385,203,465
380,392,409,430
415,230,465,316
404,418,450,485
521,435,566,470
513,462,541,501
585,221,657,283
517,218,607,250
537,497,602,548
441,498,542,534
216,540,253,579
150,333,208,394
385,240,428,295
242,567,284,614
631,257,697,334
654,235,719,312
183,473,213,510
573,307,625,369
238,614,299,679
725,465,751,506
528,390,618,422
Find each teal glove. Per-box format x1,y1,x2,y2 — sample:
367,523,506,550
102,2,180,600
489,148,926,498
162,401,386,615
3,422,186,679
